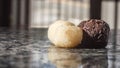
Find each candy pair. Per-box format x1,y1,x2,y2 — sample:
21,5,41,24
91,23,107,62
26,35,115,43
48,19,110,48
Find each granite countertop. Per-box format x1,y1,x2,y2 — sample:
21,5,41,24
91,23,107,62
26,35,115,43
0,28,120,68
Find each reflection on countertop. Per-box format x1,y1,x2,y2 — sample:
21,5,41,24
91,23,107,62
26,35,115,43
0,28,119,68
48,46,108,68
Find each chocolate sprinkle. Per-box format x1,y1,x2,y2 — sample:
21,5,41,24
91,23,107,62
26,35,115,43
78,19,110,49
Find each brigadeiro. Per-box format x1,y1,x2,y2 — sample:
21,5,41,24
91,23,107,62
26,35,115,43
78,19,110,48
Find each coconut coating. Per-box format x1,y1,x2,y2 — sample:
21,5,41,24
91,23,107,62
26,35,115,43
48,20,83,48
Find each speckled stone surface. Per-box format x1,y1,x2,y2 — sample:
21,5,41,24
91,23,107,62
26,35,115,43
0,28,119,68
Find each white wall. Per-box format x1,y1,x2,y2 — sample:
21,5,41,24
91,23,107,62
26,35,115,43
101,1,120,29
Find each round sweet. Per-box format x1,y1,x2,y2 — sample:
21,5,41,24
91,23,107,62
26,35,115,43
48,20,83,48
78,19,110,48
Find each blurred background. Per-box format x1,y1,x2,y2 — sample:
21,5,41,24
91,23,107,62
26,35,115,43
0,0,120,46
0,0,119,29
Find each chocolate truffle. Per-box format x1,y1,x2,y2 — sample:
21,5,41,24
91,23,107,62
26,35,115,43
78,19,110,48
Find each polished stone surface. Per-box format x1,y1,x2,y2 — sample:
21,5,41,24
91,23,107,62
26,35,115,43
0,28,119,68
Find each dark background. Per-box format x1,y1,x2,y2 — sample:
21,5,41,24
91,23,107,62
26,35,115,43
0,0,11,27
0,0,29,29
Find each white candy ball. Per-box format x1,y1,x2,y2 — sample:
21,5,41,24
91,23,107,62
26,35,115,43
48,20,83,48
